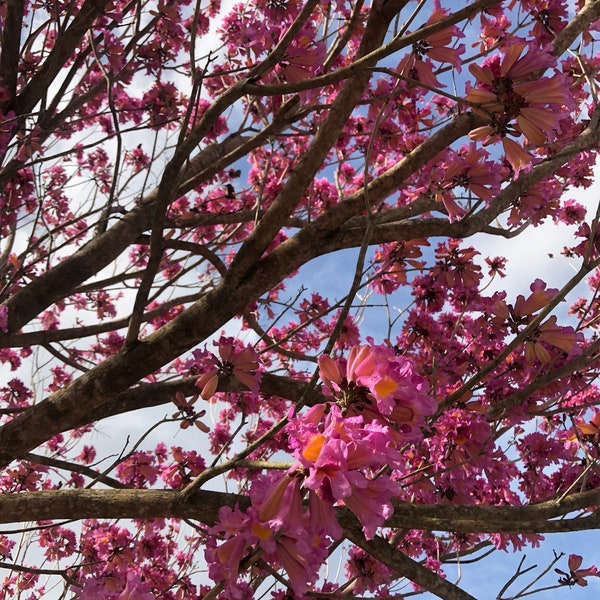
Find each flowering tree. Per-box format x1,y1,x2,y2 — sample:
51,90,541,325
3,0,600,598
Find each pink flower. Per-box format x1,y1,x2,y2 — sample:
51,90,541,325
397,0,465,88
195,337,260,400
345,547,393,594
491,280,577,363
318,344,376,405
141,81,183,129
171,391,210,432
271,533,326,594
303,435,351,501
116,451,158,488
371,239,429,294
208,482,326,597
318,344,436,444
116,572,154,600
307,489,343,539
206,534,249,589
205,505,261,589
343,474,398,539
125,145,150,173
466,42,570,171
275,30,325,83
254,471,304,533
290,404,401,538
556,554,599,587
439,143,501,205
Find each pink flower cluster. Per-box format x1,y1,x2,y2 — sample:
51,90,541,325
206,343,437,596
318,342,437,443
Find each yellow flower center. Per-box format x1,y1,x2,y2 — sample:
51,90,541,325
251,522,273,541
302,434,325,461
374,377,398,398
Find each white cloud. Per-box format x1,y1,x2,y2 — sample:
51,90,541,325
471,163,600,311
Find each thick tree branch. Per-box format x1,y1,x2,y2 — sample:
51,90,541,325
13,0,112,116
0,0,24,105
1,484,599,534
344,524,478,600
0,488,247,526
67,372,324,427
224,0,407,285
553,0,600,56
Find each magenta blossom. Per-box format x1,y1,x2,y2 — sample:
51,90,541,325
556,554,599,587
116,572,154,600
290,404,401,538
195,336,260,400
318,343,436,444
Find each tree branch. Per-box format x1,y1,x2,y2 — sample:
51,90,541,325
344,522,478,600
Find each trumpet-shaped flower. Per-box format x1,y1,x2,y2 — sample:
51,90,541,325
490,280,577,363
318,343,436,444
371,239,429,294
343,474,398,539
116,572,154,600
276,32,325,83
397,0,465,88
556,554,599,587
253,471,305,534
208,474,328,597
434,144,502,220
466,41,571,171
195,336,260,400
289,404,401,538
264,532,327,594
